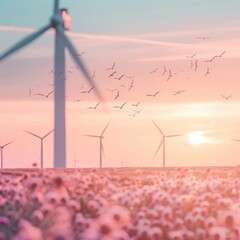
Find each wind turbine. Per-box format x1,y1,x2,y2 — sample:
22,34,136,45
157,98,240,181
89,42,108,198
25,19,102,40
230,139,240,142
83,121,111,168
150,118,183,167
25,130,53,169
0,142,14,168
0,1,103,168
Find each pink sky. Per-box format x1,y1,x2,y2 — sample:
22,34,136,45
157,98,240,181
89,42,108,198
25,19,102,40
1,12,240,168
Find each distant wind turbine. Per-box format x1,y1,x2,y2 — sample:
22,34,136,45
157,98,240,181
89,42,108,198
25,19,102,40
0,142,14,168
150,118,184,167
83,121,111,168
0,1,103,168
25,130,54,169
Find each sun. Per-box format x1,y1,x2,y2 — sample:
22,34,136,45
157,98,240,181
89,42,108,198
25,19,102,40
189,131,206,145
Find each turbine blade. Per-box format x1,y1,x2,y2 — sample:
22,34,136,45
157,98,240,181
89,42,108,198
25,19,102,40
101,120,111,136
43,130,54,139
149,117,164,136
152,140,163,160
165,134,184,138
56,25,103,101
24,130,42,139
0,23,52,62
83,134,100,138
2,141,14,148
231,139,240,142
54,0,59,15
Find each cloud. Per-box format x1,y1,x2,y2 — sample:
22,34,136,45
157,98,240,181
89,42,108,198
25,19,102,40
68,32,190,48
0,25,39,34
1,25,240,62
0,25,190,48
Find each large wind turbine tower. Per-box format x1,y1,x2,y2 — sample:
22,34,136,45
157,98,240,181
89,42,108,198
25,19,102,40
0,1,103,168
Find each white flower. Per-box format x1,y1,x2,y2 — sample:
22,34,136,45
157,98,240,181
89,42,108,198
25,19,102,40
12,219,43,240
45,190,60,205
67,199,81,211
31,210,44,223
109,205,130,226
209,226,229,240
168,230,184,240
217,210,235,227
149,227,163,239
204,216,217,230
195,228,207,240
31,192,44,204
111,229,130,240
40,203,54,216
75,212,86,227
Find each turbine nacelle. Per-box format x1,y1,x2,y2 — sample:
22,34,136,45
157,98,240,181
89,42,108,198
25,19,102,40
50,15,64,28
61,9,72,30
50,8,71,31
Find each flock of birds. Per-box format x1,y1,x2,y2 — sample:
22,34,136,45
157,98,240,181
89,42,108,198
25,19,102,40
0,167,239,240
27,46,231,119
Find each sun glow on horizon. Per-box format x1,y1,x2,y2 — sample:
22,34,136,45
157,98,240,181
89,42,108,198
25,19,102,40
189,131,206,145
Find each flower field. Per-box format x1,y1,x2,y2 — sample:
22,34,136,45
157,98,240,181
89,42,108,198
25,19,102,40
0,167,240,240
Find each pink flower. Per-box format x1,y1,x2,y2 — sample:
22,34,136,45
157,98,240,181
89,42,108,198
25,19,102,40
209,226,229,240
168,230,184,240
0,216,10,225
12,219,43,240
109,205,130,226
149,227,163,239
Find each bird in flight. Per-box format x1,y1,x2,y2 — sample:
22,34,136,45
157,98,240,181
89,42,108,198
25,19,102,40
194,60,198,72
197,37,210,40
109,71,117,78
107,88,118,92
113,102,127,109
69,66,79,70
126,75,135,79
75,51,86,56
173,90,185,95
80,83,84,90
87,102,100,109
129,112,138,117
48,70,55,75
91,70,96,79
166,69,173,81
190,59,194,69
205,56,217,63
106,62,115,71
28,88,32,97
81,87,94,94
132,101,140,107
115,74,125,80
221,94,232,100
150,68,158,74
146,91,160,97
204,67,210,76
162,66,167,75
218,51,226,58
120,84,125,88
205,51,226,62
58,71,64,76
186,53,196,59
34,91,53,98
73,99,81,102
133,109,142,114
128,80,134,91
114,90,120,100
